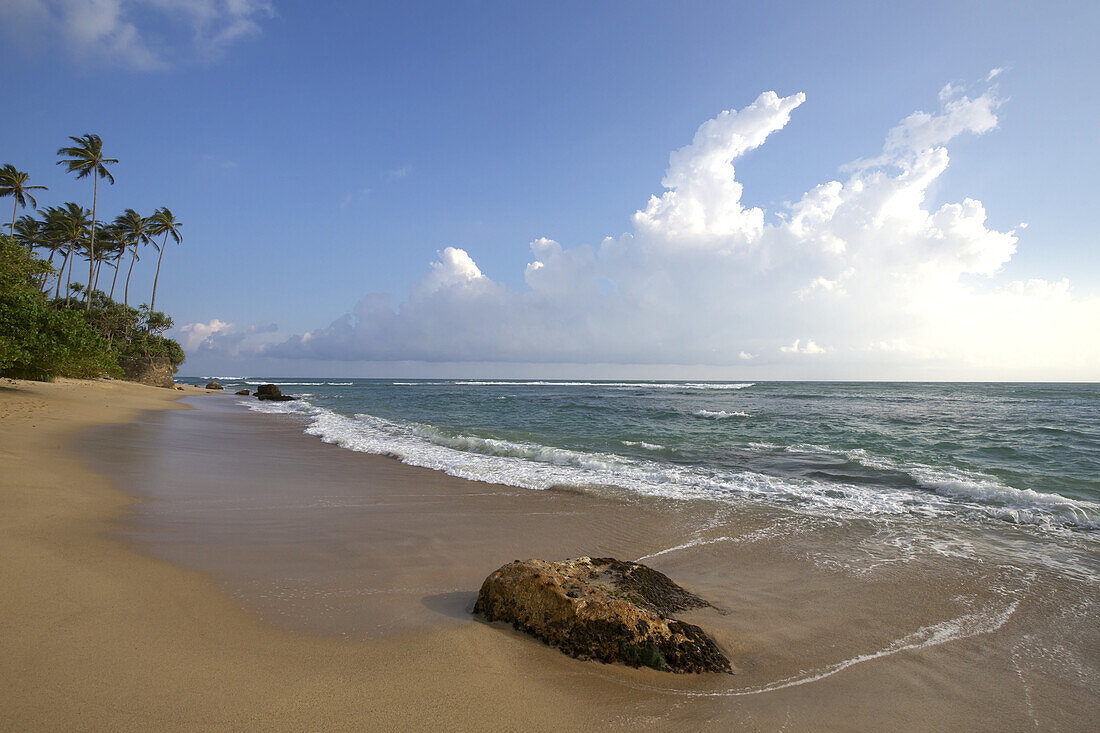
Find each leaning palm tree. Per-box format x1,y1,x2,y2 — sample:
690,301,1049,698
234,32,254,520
113,208,150,306
13,214,49,289
147,207,181,312
0,164,48,236
46,203,91,304
13,214,44,253
57,135,117,309
89,221,117,295
40,207,68,298
95,222,125,299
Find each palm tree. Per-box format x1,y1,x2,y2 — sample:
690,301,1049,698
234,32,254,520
0,164,48,236
147,207,181,312
40,207,68,297
13,214,44,253
13,214,49,289
96,222,125,299
45,203,90,304
12,212,46,286
57,135,117,310
89,220,116,295
113,208,150,306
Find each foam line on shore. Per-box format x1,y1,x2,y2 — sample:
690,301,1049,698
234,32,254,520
617,602,1019,698
243,396,1100,532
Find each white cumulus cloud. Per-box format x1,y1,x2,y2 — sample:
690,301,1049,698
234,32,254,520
179,319,277,357
250,77,1098,380
780,339,828,355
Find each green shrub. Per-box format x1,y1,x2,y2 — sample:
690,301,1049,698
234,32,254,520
2,236,187,382
0,236,121,380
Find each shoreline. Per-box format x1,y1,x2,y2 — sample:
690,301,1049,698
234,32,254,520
3,378,1096,729
0,379,612,730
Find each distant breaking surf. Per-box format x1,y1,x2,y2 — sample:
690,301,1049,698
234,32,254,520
392,380,755,390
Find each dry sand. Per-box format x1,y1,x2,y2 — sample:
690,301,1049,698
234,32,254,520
2,378,1094,730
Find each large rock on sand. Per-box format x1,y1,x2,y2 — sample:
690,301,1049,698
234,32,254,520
255,383,296,401
205,381,223,390
118,356,176,388
473,557,731,674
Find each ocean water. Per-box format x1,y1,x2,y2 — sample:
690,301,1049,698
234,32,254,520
190,379,1099,533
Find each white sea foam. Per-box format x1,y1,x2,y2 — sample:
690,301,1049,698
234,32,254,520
243,381,354,386
621,440,666,451
779,443,1100,530
244,398,1099,532
741,601,1019,695
636,535,736,561
394,380,755,390
637,517,817,562
692,409,750,419
623,602,1019,698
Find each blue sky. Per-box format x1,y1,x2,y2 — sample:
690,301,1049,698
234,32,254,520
2,1,1098,379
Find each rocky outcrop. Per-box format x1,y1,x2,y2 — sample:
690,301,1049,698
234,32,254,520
473,557,731,674
235,389,250,395
118,356,176,388
255,383,296,401
205,381,223,390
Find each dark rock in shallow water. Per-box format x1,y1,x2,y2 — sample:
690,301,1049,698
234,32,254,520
205,381,223,390
254,383,296,401
235,389,250,395
473,557,731,674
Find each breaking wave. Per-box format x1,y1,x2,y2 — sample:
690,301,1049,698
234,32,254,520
692,409,750,419
244,397,1098,531
243,381,354,386
393,380,755,390
778,443,1100,530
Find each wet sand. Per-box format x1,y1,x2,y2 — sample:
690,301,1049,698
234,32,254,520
3,379,1096,730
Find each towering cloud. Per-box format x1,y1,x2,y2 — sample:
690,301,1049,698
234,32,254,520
254,79,1098,378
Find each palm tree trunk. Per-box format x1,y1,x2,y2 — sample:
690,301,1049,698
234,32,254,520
124,246,137,307
9,199,16,237
86,176,97,310
151,234,167,311
54,249,69,299
64,243,75,305
109,248,124,300
36,249,55,292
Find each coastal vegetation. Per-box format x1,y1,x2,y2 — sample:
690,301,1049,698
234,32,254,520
0,137,185,382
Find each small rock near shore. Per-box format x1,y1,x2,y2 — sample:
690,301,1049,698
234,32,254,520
205,381,223,390
255,383,296,401
473,557,732,674
235,389,250,395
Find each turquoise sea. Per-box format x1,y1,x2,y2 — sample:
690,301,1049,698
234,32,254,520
183,379,1099,537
